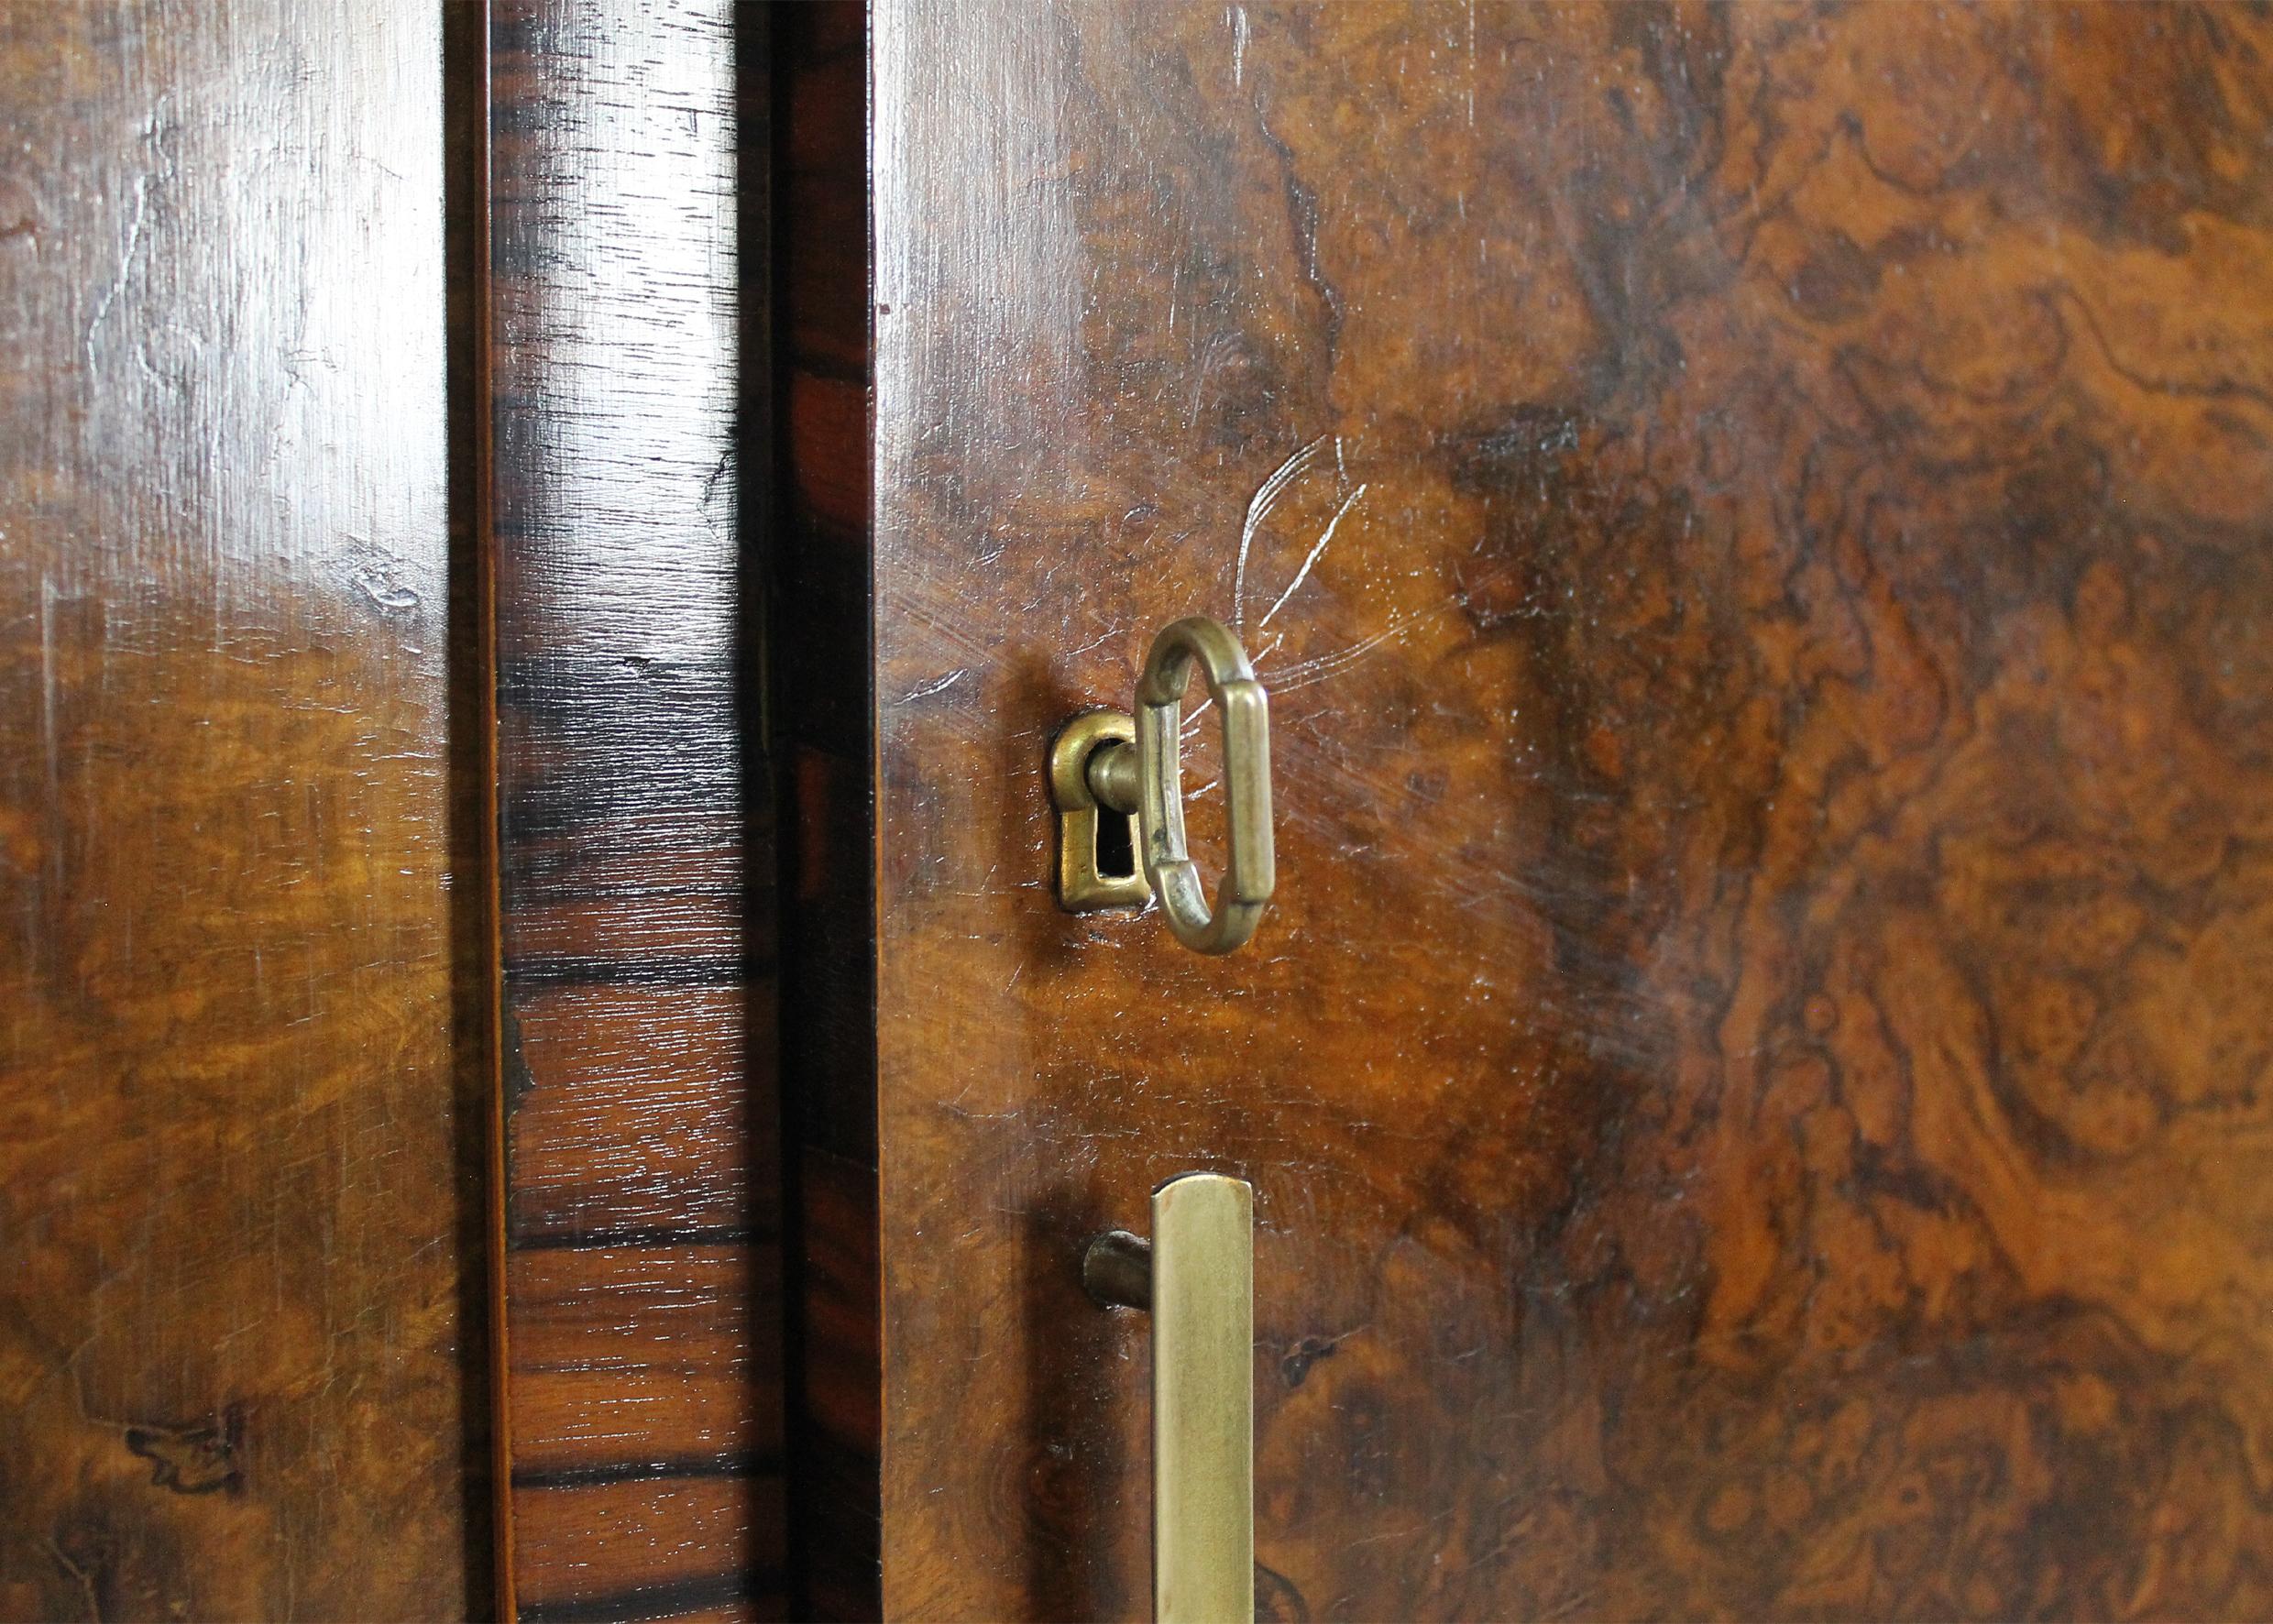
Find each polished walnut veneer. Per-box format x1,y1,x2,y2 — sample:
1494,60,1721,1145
865,4,2273,1619
0,3,482,1616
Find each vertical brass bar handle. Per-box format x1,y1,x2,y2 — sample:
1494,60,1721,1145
1151,1173,1254,1624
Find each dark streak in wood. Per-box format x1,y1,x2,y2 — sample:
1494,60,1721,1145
515,1572,784,1624
510,1451,778,1492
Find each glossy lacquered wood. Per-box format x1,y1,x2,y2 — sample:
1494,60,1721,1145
869,4,2273,1619
0,3,481,1617
486,2,781,1619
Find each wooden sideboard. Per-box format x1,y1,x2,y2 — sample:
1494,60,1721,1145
7,5,2273,1620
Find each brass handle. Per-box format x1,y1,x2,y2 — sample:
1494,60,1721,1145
1084,1174,1255,1624
1049,616,1276,954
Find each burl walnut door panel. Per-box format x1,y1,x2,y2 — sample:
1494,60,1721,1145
867,3,2273,1619
0,3,480,1617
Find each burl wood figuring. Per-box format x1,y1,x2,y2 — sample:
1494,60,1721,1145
486,2,784,1619
866,4,2273,1619
0,3,483,1618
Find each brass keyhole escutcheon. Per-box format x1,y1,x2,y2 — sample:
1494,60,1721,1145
1049,708,1150,914
1048,616,1275,954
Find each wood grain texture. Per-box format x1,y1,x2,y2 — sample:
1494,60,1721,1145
0,2,483,1617
487,1,781,1618
869,3,2273,1619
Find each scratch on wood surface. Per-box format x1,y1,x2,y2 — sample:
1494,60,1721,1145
1258,482,1366,630
897,667,969,703
83,170,151,366
1234,433,1331,632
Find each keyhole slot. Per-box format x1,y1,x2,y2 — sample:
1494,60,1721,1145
1094,799,1136,881
1048,709,1152,913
